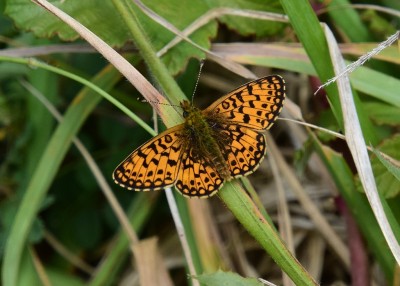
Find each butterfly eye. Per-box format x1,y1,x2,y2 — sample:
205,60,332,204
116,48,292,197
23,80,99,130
183,110,189,118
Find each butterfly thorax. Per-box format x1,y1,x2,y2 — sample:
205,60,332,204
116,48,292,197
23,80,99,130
180,100,231,179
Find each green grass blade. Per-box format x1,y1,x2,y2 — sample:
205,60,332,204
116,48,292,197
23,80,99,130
2,65,121,286
218,182,318,286
280,0,378,144
88,193,158,286
310,133,396,281
328,0,373,42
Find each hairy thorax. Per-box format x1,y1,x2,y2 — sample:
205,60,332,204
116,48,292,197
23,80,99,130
179,100,231,179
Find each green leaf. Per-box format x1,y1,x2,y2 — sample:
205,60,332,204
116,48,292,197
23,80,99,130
5,1,130,45
360,9,397,37
212,0,284,37
327,0,373,42
370,134,400,198
5,0,284,74
364,101,400,126
193,269,263,286
5,0,216,74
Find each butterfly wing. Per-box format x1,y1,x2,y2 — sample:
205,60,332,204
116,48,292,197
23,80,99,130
220,124,267,177
113,125,185,191
175,148,224,198
204,75,285,130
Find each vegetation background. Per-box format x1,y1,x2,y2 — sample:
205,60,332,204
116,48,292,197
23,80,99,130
0,0,399,285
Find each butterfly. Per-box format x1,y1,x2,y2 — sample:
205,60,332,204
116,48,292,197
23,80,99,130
113,75,285,198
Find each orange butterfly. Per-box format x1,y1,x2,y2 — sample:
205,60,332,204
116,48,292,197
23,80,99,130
113,75,285,198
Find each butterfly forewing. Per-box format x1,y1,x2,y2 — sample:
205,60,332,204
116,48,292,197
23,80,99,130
204,75,285,130
113,125,184,191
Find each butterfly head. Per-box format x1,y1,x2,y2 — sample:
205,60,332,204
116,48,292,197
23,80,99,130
180,100,198,118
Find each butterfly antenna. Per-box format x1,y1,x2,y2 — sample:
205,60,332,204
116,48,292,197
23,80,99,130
138,98,180,108
191,60,205,104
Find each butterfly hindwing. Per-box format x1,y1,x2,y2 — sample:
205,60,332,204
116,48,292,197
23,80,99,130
175,149,224,198
221,124,267,177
